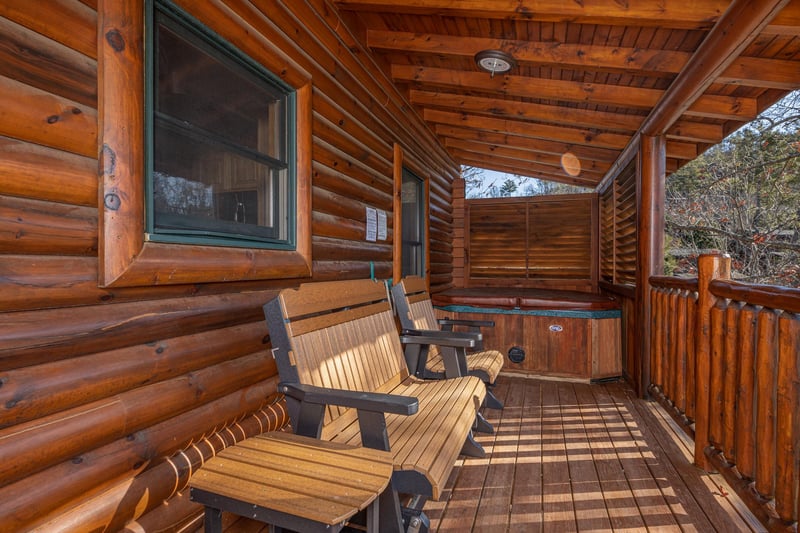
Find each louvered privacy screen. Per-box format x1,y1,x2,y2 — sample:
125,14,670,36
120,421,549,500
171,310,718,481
466,194,597,285
600,159,637,286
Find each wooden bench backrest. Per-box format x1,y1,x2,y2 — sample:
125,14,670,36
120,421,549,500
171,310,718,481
395,276,441,356
266,279,409,436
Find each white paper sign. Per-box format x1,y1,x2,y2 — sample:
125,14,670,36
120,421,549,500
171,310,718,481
377,209,387,240
365,206,377,242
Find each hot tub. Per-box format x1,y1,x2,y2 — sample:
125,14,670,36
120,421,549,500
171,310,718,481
432,288,622,381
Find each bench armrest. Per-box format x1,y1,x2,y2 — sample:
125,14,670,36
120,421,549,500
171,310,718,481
400,328,477,348
399,329,472,379
280,382,418,415
438,317,495,328
279,382,419,451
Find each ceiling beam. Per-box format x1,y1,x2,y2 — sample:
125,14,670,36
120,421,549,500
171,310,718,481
369,30,690,76
443,137,610,176
425,108,631,150
391,65,759,121
434,125,622,163
335,0,728,29
456,152,600,188
409,90,644,132
642,0,791,137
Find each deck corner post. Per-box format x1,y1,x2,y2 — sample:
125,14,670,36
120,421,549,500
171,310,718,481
693,252,731,470
636,134,665,398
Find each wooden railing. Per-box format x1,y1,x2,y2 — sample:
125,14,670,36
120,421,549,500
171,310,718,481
649,253,800,532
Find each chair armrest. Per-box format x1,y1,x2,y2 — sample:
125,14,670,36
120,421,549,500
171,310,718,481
279,382,419,451
400,329,477,349
438,317,495,328
279,382,418,415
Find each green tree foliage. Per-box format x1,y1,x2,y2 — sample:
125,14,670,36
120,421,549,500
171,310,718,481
666,92,800,287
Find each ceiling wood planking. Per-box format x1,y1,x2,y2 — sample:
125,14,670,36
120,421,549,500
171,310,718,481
434,125,622,163
408,90,646,132
334,0,800,185
443,137,611,176
368,30,692,76
335,0,730,30
456,153,600,188
390,65,759,120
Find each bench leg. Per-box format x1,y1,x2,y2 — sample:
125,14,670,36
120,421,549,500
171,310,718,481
379,487,404,532
484,387,504,410
203,507,223,533
473,411,494,434
460,431,486,458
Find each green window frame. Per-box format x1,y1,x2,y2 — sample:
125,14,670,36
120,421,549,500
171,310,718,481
146,0,296,249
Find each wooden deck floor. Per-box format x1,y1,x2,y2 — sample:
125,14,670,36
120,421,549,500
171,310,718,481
197,375,764,533
425,375,764,533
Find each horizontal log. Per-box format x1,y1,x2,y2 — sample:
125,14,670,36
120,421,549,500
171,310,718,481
0,74,97,157
313,185,385,223
313,90,392,164
313,113,392,177
311,260,392,281
0,196,96,255
0,137,96,206
313,155,392,204
312,211,372,241
0,15,96,107
0,256,293,312
0,321,268,428
0,0,97,59
710,279,800,313
0,382,286,531
649,276,700,292
0,351,276,486
313,235,392,262
0,290,276,370
122,491,202,533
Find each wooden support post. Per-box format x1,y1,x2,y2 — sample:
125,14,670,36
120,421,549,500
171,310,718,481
694,253,731,470
635,135,665,397
393,143,403,285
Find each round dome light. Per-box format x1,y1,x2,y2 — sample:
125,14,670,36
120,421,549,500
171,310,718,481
474,50,516,78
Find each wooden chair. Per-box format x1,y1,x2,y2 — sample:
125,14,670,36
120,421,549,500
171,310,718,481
392,276,505,409
263,279,488,532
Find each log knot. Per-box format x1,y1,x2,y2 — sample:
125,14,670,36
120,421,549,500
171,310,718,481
105,29,125,52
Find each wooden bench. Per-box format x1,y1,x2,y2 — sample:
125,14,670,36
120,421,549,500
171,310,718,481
392,276,505,409
263,279,488,532
189,432,393,532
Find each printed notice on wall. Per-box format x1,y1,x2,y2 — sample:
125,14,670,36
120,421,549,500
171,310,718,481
377,209,387,240
365,206,377,242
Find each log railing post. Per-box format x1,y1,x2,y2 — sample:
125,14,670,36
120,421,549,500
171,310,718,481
694,252,731,470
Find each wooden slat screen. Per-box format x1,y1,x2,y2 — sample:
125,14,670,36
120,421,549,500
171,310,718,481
600,159,637,285
468,201,528,279
467,194,596,285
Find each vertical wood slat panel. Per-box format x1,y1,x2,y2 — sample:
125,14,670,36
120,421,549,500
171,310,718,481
667,289,678,401
775,313,799,524
754,309,779,500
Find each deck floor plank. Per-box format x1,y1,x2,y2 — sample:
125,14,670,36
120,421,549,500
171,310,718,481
208,375,764,533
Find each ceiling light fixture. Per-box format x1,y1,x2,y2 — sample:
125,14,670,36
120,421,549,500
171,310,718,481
474,50,516,78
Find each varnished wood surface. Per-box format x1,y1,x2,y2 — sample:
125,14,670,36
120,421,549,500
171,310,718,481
208,376,764,533
190,432,393,526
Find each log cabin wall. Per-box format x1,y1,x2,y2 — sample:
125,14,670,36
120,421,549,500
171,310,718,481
0,0,457,530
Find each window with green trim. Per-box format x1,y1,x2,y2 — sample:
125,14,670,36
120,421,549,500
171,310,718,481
147,0,296,248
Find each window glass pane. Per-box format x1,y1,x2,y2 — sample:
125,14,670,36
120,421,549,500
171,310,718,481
402,169,424,277
149,3,293,247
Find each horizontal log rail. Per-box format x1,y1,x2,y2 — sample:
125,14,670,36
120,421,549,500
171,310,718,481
649,254,799,532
